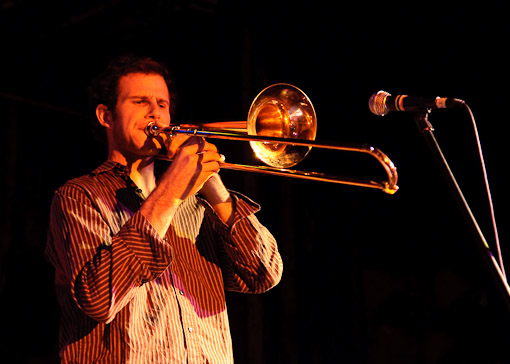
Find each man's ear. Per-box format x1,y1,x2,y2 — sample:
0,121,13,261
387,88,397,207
96,104,112,128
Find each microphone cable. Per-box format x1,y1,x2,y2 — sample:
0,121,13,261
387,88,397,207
463,103,506,280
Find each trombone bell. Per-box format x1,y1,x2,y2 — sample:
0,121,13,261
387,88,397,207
247,84,317,168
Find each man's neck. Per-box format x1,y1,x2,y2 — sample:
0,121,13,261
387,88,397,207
109,151,157,197
130,159,157,198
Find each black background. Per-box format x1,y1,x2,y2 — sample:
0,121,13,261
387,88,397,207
1,1,510,363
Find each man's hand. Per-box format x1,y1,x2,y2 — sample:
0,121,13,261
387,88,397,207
162,135,221,201
168,136,234,225
140,135,222,237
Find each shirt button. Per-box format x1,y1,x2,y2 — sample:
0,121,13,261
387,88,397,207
179,290,185,295
188,327,193,333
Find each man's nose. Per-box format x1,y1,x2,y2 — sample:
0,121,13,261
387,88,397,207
147,102,161,119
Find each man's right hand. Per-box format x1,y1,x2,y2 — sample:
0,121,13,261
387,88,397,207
162,135,222,201
139,135,222,238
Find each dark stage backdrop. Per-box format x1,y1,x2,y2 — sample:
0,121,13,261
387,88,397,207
1,1,509,363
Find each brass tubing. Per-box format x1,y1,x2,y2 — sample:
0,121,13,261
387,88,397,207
147,122,399,194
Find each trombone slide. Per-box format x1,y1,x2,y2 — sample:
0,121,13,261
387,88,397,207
148,123,398,194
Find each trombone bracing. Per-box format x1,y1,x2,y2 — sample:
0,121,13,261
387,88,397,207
147,84,399,194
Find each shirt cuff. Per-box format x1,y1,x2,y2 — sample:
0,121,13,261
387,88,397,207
198,190,260,232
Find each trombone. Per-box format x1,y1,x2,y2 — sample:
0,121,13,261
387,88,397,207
147,83,399,194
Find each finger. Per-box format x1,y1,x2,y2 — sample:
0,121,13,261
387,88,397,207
196,151,223,164
167,134,192,158
196,139,217,154
177,137,214,151
200,160,221,174
195,151,221,170
179,136,204,148
176,140,218,158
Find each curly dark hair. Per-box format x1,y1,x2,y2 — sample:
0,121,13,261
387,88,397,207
88,54,176,144
89,54,175,110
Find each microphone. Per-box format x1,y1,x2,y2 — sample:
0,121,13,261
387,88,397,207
369,90,465,116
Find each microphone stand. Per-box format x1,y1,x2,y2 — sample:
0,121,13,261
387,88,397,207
413,111,510,308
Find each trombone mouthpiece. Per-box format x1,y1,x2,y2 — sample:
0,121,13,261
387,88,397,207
146,122,161,136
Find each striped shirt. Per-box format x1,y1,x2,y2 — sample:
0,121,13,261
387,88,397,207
45,160,283,364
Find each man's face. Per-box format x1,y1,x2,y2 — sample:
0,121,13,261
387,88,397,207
108,72,171,161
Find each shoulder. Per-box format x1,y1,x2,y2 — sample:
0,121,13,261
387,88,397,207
54,161,125,201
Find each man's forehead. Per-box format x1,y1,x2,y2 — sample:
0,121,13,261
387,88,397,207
118,72,170,98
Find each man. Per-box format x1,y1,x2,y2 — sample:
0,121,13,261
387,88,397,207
45,55,283,363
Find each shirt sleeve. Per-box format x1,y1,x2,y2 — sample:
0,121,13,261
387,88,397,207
201,191,284,294
46,184,174,324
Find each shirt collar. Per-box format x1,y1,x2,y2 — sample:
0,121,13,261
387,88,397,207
90,160,130,177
